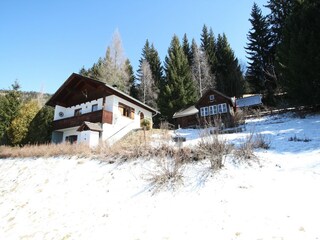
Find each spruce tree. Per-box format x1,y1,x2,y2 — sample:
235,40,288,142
265,0,294,55
25,106,54,144
201,25,217,77
182,33,192,66
278,0,320,105
0,81,22,145
125,59,138,98
216,34,244,97
245,3,272,94
160,35,196,121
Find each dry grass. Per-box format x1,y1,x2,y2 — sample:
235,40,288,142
0,143,92,159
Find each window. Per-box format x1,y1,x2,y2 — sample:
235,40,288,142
218,103,227,113
209,95,215,102
213,105,218,114
200,107,209,117
74,108,82,116
118,103,134,119
92,104,98,112
209,106,214,115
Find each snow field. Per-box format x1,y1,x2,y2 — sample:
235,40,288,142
0,113,320,239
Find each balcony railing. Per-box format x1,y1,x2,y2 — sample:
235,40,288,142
53,110,113,130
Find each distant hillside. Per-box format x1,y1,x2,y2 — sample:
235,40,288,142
0,90,52,102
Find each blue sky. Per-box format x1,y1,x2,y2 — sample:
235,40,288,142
0,0,269,94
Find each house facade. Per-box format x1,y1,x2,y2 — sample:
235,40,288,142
46,73,159,147
173,89,236,129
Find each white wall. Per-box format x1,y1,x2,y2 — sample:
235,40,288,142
61,127,79,143
101,95,153,144
79,130,100,147
54,98,104,121
53,94,154,146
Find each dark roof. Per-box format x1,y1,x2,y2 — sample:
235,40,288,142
46,73,159,114
172,105,198,119
77,121,102,132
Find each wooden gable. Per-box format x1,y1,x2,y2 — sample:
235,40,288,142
46,73,159,114
196,89,234,109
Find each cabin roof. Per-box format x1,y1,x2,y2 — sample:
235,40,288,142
46,73,159,114
172,105,198,119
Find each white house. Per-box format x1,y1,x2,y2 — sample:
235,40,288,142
46,73,159,147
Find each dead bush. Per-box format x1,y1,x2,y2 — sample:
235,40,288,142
253,133,271,149
145,156,185,194
198,132,232,171
233,109,246,126
233,132,270,163
233,134,256,162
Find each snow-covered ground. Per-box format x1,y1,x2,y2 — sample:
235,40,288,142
1,113,320,239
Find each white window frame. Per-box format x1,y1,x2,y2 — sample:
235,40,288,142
209,106,214,115
218,103,227,113
222,103,227,113
213,105,218,114
200,107,209,117
209,95,215,102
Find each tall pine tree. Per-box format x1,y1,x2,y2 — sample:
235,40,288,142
201,25,217,78
182,33,192,65
159,35,196,121
0,81,22,145
216,34,244,97
265,0,294,55
245,3,272,94
278,0,320,105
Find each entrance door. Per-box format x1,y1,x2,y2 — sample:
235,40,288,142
140,112,144,127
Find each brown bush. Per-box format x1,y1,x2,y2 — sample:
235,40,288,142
198,132,233,171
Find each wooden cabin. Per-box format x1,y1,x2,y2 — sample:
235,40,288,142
173,89,236,129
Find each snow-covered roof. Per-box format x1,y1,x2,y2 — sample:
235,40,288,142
236,95,262,108
172,105,198,119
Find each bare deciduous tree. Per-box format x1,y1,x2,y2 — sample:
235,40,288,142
191,40,215,97
98,29,130,93
138,60,158,108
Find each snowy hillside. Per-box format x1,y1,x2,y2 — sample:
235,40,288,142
1,113,320,239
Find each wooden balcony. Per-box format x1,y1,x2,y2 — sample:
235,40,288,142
53,110,113,130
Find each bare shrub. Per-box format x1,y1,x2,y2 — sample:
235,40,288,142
233,109,245,126
253,133,271,149
146,155,185,194
198,132,232,171
233,132,270,163
233,132,256,162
